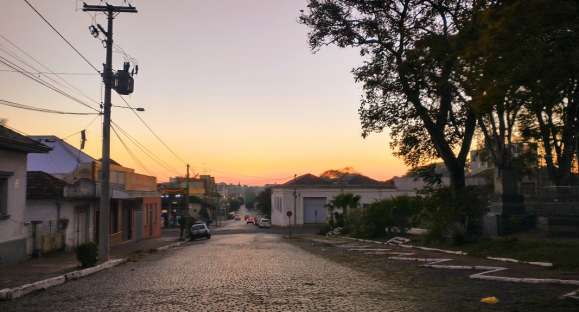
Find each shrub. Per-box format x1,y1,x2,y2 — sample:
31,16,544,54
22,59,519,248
341,196,421,239
75,242,98,268
420,186,485,244
318,223,331,235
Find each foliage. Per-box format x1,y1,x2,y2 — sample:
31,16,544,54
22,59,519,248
299,0,478,189
419,187,485,244
408,164,443,187
318,223,332,235
460,0,579,187
326,193,361,220
227,197,244,211
343,196,421,238
255,188,272,218
75,242,98,268
244,189,257,209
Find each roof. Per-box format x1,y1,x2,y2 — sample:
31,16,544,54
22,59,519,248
27,171,68,199
278,172,395,189
0,126,51,153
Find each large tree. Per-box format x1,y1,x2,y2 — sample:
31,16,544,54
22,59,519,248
299,0,479,190
463,0,579,187
255,188,272,218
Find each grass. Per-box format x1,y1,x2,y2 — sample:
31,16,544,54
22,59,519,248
455,236,579,270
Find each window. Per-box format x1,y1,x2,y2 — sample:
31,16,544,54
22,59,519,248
274,197,283,212
0,171,13,219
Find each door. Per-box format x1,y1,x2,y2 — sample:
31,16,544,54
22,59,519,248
303,197,327,224
134,206,144,241
75,205,90,246
122,205,132,241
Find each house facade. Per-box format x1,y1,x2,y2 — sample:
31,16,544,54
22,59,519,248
27,136,161,246
0,125,50,265
25,171,94,254
270,173,415,227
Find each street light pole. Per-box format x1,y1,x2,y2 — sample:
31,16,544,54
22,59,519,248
83,3,137,262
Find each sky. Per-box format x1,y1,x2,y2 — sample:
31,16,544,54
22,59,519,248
0,0,407,185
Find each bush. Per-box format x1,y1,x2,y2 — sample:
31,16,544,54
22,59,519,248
342,196,421,239
318,223,331,235
75,242,98,268
420,186,485,244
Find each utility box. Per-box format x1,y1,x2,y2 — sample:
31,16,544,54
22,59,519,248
483,212,500,237
113,70,134,95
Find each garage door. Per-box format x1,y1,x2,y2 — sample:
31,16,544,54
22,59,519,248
303,197,327,224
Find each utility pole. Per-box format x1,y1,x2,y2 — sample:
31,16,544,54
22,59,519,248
293,173,297,228
186,163,190,213
83,3,137,262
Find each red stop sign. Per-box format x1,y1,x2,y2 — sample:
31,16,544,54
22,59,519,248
286,211,293,217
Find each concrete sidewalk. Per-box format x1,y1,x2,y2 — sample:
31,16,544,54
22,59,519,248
0,229,180,290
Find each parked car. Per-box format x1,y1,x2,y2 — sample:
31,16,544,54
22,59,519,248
258,218,271,228
190,223,211,240
246,217,255,224
255,215,263,226
234,214,241,221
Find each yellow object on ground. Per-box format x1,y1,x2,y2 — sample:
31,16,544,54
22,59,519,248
480,296,499,304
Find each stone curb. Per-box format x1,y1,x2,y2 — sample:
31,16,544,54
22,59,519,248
0,240,187,301
0,258,125,301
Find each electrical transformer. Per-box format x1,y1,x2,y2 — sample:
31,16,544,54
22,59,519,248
113,62,135,95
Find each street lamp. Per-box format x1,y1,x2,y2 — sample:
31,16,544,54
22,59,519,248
111,105,145,111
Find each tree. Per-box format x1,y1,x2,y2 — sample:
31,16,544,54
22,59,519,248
327,193,361,218
227,197,244,211
299,0,478,191
255,188,272,218
465,0,579,187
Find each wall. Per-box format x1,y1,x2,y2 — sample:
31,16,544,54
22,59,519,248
0,150,28,265
25,200,95,252
271,187,415,226
142,197,161,239
126,172,157,192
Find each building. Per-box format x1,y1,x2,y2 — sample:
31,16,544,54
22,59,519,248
0,125,50,265
27,136,161,246
25,171,94,254
270,172,415,227
159,174,218,225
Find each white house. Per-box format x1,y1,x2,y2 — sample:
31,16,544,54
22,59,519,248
0,125,50,265
270,173,415,227
25,171,95,254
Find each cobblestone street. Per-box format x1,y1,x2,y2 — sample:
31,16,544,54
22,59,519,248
1,223,578,311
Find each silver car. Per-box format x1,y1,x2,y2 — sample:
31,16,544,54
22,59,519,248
258,218,271,228
190,223,211,240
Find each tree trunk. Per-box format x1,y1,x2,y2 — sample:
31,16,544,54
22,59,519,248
448,162,466,191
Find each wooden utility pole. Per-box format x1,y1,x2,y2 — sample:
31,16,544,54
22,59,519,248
186,163,190,212
293,173,297,227
83,3,137,262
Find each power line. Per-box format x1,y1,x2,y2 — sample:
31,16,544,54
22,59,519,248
62,114,101,139
117,94,188,165
0,54,100,113
0,36,100,106
22,0,100,73
0,69,97,76
110,120,181,176
110,123,152,175
0,99,99,115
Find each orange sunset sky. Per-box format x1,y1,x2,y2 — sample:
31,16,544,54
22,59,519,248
0,0,407,185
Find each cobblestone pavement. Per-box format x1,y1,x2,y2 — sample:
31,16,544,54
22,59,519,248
1,223,578,311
